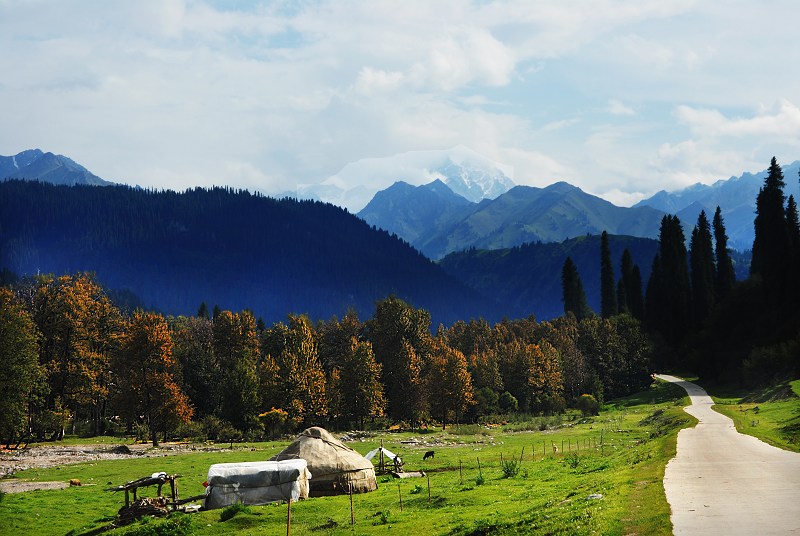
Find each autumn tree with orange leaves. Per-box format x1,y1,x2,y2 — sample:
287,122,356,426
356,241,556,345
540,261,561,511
260,314,328,426
112,311,193,446
427,338,474,429
33,273,123,438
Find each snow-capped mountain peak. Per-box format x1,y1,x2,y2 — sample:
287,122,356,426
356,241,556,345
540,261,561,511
286,146,515,212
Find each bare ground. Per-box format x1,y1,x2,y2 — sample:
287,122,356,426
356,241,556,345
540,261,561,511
0,442,225,493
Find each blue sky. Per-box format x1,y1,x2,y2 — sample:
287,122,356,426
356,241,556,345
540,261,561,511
1,0,798,206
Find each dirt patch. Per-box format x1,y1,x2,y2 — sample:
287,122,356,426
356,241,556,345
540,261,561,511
0,442,232,481
0,480,70,493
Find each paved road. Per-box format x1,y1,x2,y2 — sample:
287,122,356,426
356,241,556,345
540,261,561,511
658,374,800,535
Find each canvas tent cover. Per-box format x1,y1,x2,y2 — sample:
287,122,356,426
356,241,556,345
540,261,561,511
203,460,310,510
271,427,377,496
365,447,400,463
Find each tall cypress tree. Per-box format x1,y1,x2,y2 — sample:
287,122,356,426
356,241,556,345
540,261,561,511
786,194,800,306
751,157,789,306
646,215,690,351
600,231,617,318
562,256,592,320
712,206,736,300
690,210,716,328
620,248,644,321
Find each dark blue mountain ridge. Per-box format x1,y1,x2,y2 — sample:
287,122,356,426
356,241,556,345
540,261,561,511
0,180,508,326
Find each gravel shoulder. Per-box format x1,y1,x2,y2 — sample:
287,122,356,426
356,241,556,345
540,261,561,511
658,374,800,535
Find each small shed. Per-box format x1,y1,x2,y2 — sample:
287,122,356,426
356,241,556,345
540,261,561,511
203,460,311,510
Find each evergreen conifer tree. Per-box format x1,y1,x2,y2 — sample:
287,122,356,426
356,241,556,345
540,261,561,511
751,157,789,306
600,231,618,318
646,216,690,352
561,257,592,320
712,207,736,300
620,248,644,320
690,210,716,327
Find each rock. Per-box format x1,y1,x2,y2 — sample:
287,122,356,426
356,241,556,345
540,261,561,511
586,493,603,500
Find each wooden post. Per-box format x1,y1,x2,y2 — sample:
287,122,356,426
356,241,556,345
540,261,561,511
543,441,546,457
477,457,482,479
398,481,403,512
427,474,431,504
561,439,564,453
459,460,463,485
568,439,571,451
286,498,291,536
349,484,354,525
519,446,524,464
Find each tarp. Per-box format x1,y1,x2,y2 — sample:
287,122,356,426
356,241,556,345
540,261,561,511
203,459,310,510
365,447,399,462
270,427,378,496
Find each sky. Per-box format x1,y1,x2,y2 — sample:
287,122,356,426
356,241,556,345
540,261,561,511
1,0,799,207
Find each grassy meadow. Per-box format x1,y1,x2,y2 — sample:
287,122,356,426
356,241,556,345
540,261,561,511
703,378,800,452
3,380,693,535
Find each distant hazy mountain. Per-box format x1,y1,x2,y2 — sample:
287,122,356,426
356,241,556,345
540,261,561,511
0,180,505,326
286,145,515,212
635,160,800,251
361,180,665,259
357,179,472,245
439,234,659,321
0,149,112,186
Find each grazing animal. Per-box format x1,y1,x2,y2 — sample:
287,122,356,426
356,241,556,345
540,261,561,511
552,444,558,454
423,450,435,460
69,479,81,487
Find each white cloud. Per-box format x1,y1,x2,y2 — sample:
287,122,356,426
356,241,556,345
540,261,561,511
675,100,800,138
0,0,799,205
607,99,635,116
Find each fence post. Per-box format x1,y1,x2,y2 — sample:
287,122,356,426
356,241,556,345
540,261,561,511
459,460,463,485
349,483,354,526
427,474,431,504
398,481,403,512
286,498,291,536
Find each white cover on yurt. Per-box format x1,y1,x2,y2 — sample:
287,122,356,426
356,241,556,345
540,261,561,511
203,459,310,510
270,427,378,496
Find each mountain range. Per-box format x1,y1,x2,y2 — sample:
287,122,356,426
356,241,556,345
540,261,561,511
0,149,112,186
359,180,666,259
0,180,505,326
359,160,800,258
635,161,800,251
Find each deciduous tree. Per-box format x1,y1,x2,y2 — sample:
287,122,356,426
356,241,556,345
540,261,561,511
113,311,193,446
0,289,43,446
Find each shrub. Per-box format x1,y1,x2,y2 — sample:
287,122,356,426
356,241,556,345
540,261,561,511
119,514,191,536
500,457,520,478
220,502,250,522
498,391,518,413
564,452,581,469
576,394,600,416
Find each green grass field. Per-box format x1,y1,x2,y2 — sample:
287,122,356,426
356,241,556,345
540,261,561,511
703,378,800,452
2,380,694,535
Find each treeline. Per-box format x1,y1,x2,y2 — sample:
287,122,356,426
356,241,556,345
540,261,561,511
0,275,653,447
563,157,800,384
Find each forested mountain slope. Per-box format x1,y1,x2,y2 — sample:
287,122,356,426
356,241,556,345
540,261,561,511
439,234,660,320
0,180,505,325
